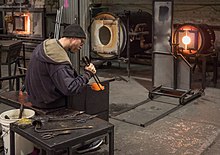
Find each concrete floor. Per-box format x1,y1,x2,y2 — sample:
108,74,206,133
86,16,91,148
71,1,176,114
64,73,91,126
89,61,220,155
0,60,220,155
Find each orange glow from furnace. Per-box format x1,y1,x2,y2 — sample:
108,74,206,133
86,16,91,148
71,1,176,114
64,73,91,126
182,36,191,45
26,14,31,33
15,13,31,35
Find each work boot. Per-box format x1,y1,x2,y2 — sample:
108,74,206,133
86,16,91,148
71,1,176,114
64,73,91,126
76,139,103,154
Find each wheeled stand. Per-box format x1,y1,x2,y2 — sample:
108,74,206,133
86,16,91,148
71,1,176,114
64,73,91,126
150,0,202,105
149,85,202,105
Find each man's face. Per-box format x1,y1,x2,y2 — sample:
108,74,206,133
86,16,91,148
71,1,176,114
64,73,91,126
69,38,85,53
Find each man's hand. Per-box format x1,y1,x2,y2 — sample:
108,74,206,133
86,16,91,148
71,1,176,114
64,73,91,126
85,63,96,74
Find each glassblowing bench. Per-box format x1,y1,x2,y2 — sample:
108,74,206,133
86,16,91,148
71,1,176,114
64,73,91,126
0,80,111,119
0,78,114,154
9,110,114,155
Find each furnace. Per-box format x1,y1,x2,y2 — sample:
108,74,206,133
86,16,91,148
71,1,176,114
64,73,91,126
0,1,57,52
90,10,152,62
173,23,218,88
149,0,202,104
5,11,44,38
174,23,215,55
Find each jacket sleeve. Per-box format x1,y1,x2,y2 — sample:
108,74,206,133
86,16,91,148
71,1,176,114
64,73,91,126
51,65,93,96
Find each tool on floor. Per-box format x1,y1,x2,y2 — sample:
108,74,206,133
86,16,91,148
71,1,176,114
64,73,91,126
82,56,104,91
115,75,128,82
41,130,71,140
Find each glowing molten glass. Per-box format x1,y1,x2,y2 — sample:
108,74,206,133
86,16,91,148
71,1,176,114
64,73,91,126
182,36,191,45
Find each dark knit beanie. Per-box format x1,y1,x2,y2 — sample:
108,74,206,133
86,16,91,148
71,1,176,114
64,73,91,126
62,23,86,39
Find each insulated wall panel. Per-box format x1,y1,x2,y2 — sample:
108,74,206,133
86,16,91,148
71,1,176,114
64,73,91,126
153,1,173,87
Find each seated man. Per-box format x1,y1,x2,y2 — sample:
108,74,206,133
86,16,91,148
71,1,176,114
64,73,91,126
25,23,103,153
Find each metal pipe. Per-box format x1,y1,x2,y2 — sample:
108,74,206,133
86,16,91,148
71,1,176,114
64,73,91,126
82,56,103,90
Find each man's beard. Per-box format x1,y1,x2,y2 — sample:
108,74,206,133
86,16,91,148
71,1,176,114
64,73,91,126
68,48,77,54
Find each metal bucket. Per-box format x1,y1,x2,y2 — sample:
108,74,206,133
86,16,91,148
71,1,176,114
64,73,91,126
0,109,35,155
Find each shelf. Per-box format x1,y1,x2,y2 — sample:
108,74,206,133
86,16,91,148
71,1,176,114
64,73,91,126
0,5,45,12
0,5,27,9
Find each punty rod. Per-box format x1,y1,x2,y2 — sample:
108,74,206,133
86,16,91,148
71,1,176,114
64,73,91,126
82,56,103,90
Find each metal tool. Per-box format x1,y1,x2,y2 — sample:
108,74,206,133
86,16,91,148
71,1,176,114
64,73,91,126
82,56,103,90
74,115,98,123
34,125,93,133
18,102,24,119
48,111,85,121
115,76,128,82
54,6,63,40
63,111,85,118
48,114,97,123
18,85,25,119
41,130,71,140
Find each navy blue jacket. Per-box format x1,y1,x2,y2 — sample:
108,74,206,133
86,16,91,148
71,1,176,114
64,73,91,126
25,39,92,108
